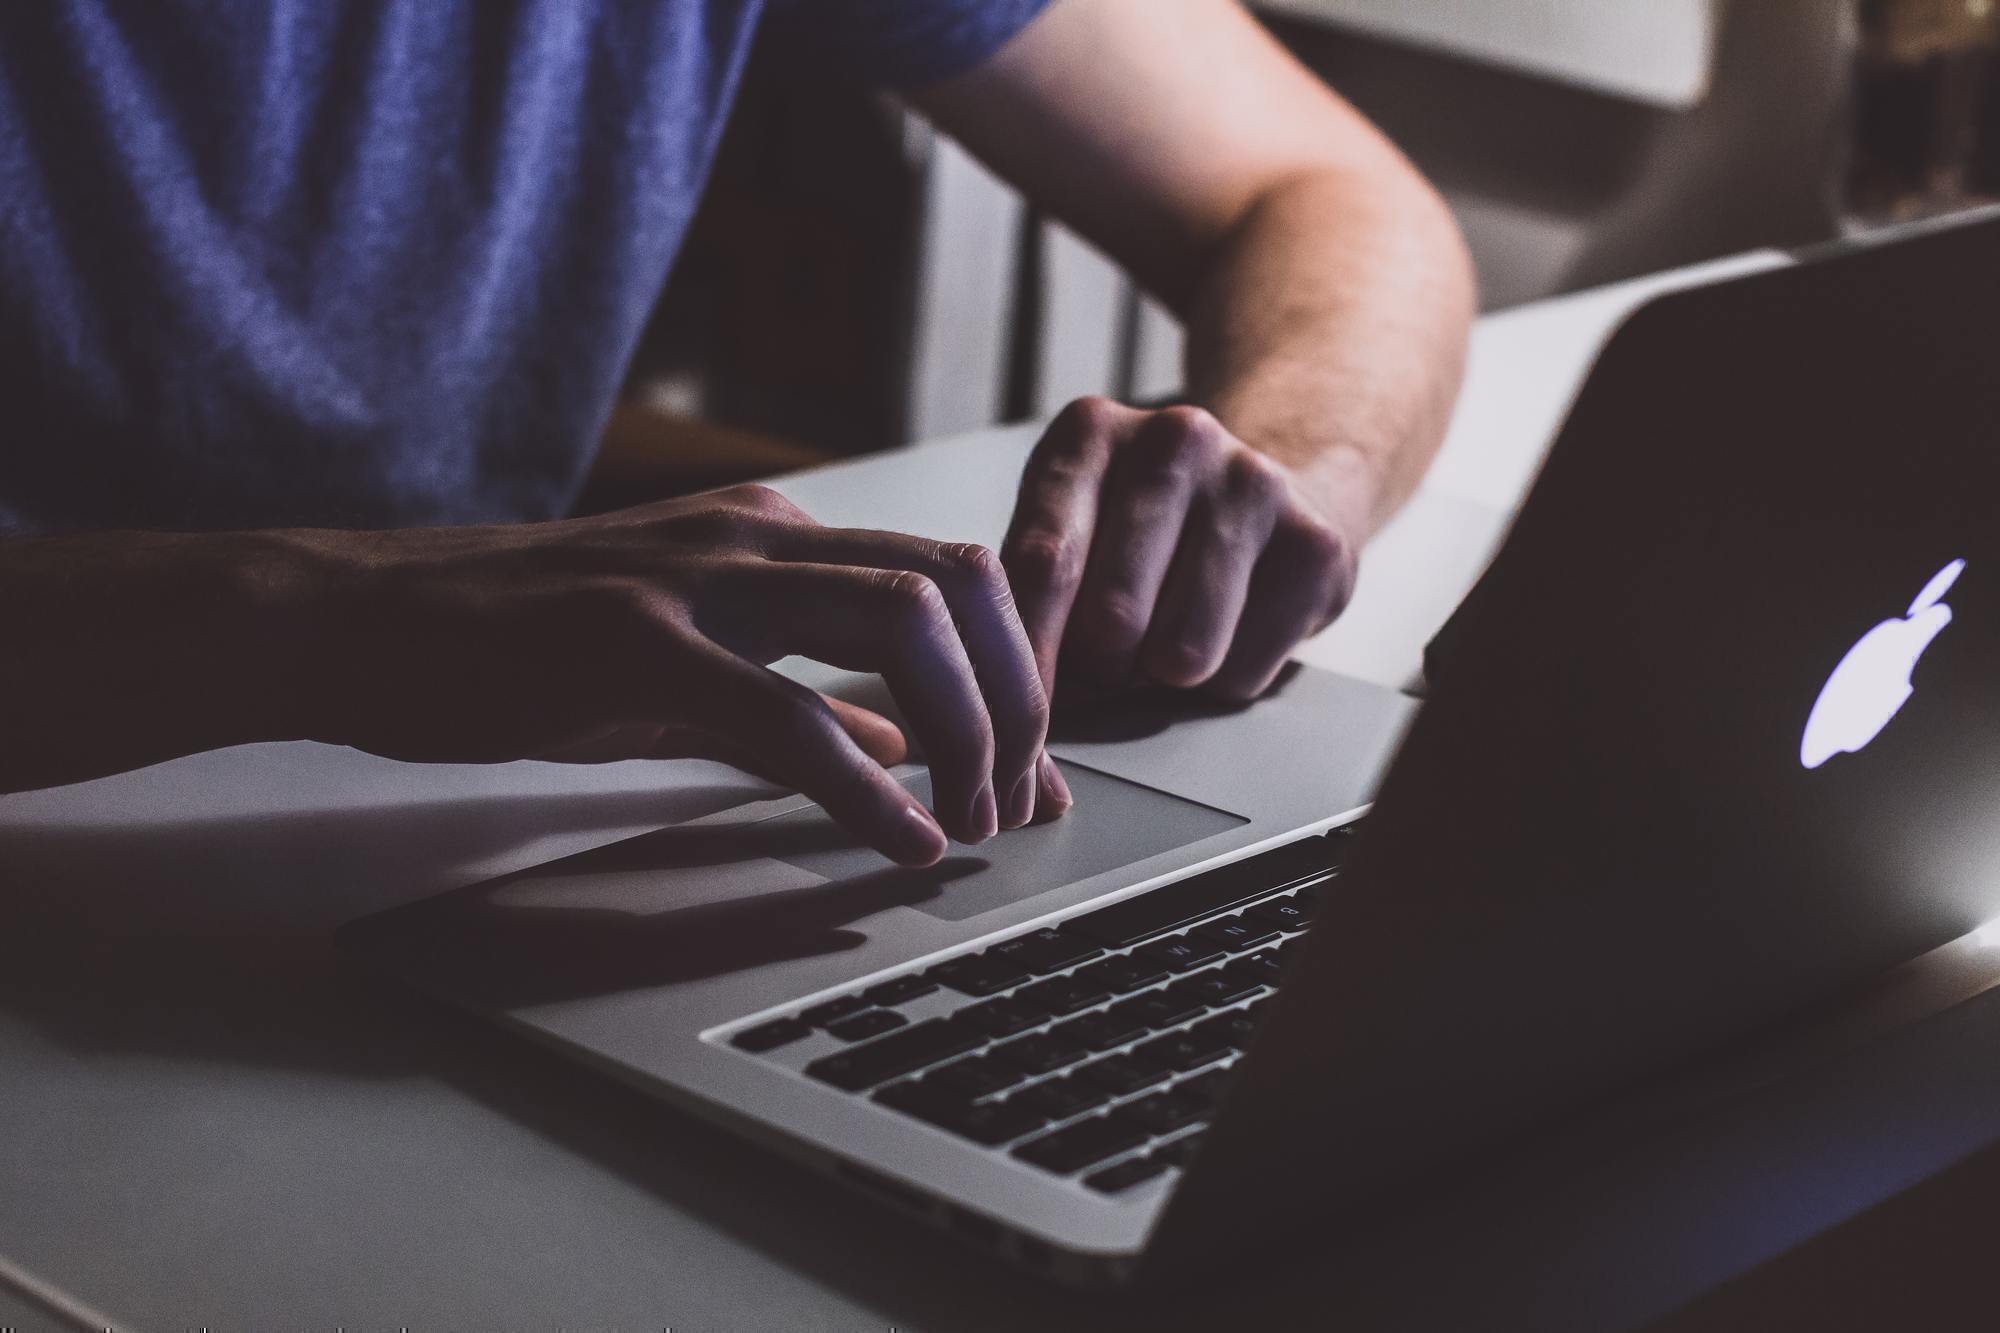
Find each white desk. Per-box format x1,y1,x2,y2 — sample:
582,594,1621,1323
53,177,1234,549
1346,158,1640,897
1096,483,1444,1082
8,249,1998,1332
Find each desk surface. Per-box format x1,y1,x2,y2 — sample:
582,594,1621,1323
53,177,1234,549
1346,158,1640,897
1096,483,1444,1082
12,249,1996,1333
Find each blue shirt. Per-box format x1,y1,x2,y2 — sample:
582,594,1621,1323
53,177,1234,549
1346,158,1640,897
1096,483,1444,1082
0,0,1048,534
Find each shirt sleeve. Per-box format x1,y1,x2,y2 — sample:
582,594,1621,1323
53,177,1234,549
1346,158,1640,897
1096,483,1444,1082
762,0,1055,88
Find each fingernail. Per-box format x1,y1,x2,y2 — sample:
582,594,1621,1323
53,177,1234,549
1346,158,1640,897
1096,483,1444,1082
1038,752,1073,812
973,783,999,841
1003,769,1036,830
899,803,947,865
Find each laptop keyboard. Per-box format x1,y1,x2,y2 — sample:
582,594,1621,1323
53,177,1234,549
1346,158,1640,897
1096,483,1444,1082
727,825,1352,1196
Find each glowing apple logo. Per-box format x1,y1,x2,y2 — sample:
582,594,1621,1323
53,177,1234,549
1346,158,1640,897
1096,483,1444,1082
1801,558,1964,770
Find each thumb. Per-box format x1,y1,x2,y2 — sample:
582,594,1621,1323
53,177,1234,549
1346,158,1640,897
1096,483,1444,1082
824,695,908,767
633,692,907,782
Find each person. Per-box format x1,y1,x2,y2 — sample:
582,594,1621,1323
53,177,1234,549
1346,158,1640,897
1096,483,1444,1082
0,0,1473,867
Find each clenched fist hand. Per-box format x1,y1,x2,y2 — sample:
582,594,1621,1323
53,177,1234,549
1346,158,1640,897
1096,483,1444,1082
1002,398,1358,703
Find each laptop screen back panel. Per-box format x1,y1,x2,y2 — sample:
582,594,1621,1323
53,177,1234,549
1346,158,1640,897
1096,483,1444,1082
1147,216,2000,1273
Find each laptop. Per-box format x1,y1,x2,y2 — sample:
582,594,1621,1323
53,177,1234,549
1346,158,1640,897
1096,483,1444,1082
342,211,2000,1286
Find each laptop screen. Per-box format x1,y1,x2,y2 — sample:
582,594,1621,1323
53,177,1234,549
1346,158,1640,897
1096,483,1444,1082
1150,214,2000,1257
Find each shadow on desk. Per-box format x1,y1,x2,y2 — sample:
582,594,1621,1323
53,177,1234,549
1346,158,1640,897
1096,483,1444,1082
0,782,760,1079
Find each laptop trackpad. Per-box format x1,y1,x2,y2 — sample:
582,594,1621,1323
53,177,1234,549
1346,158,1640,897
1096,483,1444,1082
766,762,1245,923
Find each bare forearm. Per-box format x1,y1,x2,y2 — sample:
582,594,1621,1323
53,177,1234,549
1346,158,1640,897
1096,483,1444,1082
0,530,324,792
1183,167,1475,542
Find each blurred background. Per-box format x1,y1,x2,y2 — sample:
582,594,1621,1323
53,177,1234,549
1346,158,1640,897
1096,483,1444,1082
581,0,2000,511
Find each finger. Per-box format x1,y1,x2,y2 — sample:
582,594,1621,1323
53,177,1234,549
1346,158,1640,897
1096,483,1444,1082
772,529,1046,830
1064,408,1224,687
825,696,909,768
1137,454,1284,688
1207,518,1356,702
1032,751,1074,823
681,647,949,867
709,562,1000,845
1002,397,1148,699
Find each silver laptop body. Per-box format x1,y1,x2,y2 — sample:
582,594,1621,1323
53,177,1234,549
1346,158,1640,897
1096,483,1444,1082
347,214,2000,1286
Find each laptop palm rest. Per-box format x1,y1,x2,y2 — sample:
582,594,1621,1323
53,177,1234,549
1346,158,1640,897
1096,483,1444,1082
767,765,1244,922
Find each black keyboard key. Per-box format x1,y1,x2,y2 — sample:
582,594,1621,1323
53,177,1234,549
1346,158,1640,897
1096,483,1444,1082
1223,951,1284,989
731,1018,811,1052
958,996,1050,1038
1243,897,1312,934
824,1009,907,1042
1085,1155,1173,1194
1135,934,1225,972
926,955,1032,997
1011,1076,1113,1120
1016,974,1111,1016
1151,1131,1207,1166
986,927,1104,975
877,1080,1048,1145
1012,1111,1152,1174
1072,954,1171,994
862,975,940,1007
1075,1054,1171,1097
873,1079,951,1116
1052,1009,1150,1051
993,1032,1090,1075
1123,1089,1210,1135
1065,837,1342,947
1157,977,1218,1014
1271,934,1308,961
1110,991,1205,1031
800,995,868,1027
1174,970,1262,1008
1132,1029,1232,1075
1190,1010,1258,1052
928,1056,1029,1100
1176,1067,1231,1106
1189,916,1280,954
924,1098,1051,1146
807,1019,983,1091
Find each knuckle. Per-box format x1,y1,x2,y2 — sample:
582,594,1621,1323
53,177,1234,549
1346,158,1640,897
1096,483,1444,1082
1054,395,1122,440
1289,515,1349,573
1138,410,1212,470
939,540,1004,588
1005,530,1079,589
1022,674,1052,731
1148,635,1216,685
942,541,1020,617
1157,403,1225,446
872,568,949,623
1222,451,1286,505
1084,588,1149,648
1191,492,1260,550
1273,518,1354,626
673,508,756,546
721,483,805,522
577,579,667,630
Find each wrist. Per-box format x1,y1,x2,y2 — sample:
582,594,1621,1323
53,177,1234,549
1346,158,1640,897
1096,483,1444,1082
0,527,361,791
117,528,365,750
210,528,370,745
1286,441,1390,545
1199,387,1390,544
